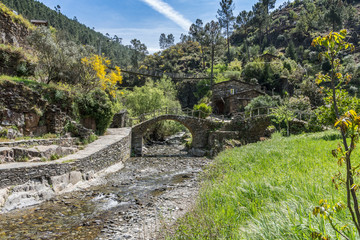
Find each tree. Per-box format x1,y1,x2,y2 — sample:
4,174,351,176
260,0,276,15
311,30,358,239
129,39,148,68
189,19,207,69
27,27,93,84
324,0,345,31
180,34,190,43
54,4,61,13
217,0,235,63
285,40,297,61
235,10,253,61
271,93,295,137
204,20,222,87
235,10,253,34
251,0,276,49
159,33,175,49
251,2,267,47
81,54,123,97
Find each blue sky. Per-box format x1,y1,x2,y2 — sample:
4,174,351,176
39,0,288,53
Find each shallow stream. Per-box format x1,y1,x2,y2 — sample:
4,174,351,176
0,133,209,239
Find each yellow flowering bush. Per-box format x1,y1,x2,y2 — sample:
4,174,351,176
81,55,122,97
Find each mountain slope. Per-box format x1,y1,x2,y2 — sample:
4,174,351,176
1,0,133,67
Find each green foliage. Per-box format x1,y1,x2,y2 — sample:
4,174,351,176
193,103,212,119
316,89,360,126
27,27,94,84
169,131,357,239
81,133,98,145
76,88,116,135
245,95,280,112
0,44,35,77
142,41,204,75
50,154,61,161
124,77,181,117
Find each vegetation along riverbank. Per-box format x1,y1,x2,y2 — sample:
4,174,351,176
168,131,357,239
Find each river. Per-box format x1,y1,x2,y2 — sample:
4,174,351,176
0,133,210,239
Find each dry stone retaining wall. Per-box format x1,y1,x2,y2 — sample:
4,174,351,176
0,137,77,148
0,128,131,189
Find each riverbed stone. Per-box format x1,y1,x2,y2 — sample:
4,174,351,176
0,188,9,207
189,148,206,157
2,180,55,212
69,171,83,185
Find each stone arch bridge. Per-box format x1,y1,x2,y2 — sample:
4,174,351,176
131,114,220,156
129,107,282,156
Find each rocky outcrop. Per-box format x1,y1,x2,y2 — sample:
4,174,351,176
0,8,30,47
0,80,88,137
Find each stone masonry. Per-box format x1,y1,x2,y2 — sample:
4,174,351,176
0,128,131,189
131,115,221,156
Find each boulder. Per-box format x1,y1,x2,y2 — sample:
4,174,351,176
190,148,207,157
69,171,83,185
24,112,41,136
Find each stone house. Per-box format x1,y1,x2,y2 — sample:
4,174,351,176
212,80,265,115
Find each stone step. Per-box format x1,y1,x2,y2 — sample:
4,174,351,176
0,147,14,163
13,145,78,161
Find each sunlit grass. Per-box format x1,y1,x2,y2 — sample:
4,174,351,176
169,131,358,240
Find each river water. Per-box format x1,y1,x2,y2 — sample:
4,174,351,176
0,133,210,239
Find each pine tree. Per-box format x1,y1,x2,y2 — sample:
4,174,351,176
217,0,235,63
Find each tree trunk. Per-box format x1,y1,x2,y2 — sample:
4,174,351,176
210,45,215,88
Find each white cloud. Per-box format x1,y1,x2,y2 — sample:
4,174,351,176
140,0,192,31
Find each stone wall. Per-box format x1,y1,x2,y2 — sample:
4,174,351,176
0,137,77,148
0,9,30,47
0,128,131,189
0,80,71,136
110,109,128,128
223,115,272,143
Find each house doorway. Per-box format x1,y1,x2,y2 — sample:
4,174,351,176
215,100,225,115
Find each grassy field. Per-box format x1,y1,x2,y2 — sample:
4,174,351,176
169,131,359,240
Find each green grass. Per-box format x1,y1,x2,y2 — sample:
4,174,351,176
169,131,358,240
0,75,47,88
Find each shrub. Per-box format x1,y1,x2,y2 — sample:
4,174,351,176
193,103,212,119
76,88,116,135
245,95,280,113
124,78,181,117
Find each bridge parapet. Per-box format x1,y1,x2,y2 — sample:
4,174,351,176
127,107,222,127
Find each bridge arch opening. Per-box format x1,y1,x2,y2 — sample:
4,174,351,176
131,114,215,157
141,119,193,156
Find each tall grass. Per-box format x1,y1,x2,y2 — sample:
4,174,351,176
169,131,358,239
